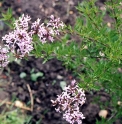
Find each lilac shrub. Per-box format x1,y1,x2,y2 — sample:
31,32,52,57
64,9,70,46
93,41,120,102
51,80,86,124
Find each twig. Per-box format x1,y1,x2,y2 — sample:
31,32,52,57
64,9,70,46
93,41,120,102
0,99,32,111
108,111,117,121
26,84,34,111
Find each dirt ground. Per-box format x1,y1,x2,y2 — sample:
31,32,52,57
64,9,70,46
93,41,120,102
0,0,122,124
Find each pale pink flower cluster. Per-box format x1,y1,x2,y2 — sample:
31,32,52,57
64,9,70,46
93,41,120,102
0,46,9,67
1,14,64,67
2,14,33,59
31,15,64,43
51,80,86,124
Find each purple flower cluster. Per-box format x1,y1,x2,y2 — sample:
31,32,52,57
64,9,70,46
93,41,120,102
31,15,64,43
51,80,86,124
1,14,64,67
0,46,9,67
2,14,34,60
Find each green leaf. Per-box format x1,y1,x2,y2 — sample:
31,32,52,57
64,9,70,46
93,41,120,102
20,72,27,78
60,81,67,90
31,72,44,81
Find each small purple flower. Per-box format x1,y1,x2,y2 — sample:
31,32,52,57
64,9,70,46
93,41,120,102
14,14,31,30
0,46,9,67
31,18,41,31
2,14,34,59
47,15,64,36
30,15,64,43
51,80,86,124
47,15,64,30
63,110,85,124
2,29,33,59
